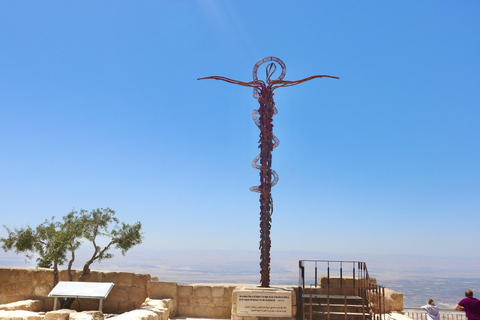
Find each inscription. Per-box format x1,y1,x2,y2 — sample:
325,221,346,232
236,291,292,317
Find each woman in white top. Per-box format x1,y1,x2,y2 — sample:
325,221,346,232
422,299,441,320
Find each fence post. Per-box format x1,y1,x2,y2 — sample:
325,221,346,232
353,263,356,292
299,261,305,289
340,261,343,291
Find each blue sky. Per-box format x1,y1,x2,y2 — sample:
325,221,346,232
1,1,479,266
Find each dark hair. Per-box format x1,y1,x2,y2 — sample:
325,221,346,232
466,290,474,298
428,299,435,305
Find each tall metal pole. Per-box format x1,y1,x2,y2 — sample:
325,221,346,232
199,57,338,287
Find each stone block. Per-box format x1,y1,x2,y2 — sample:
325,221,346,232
140,298,174,319
103,272,118,284
147,281,178,299
17,281,34,296
0,299,43,312
4,282,17,295
45,309,76,320
44,298,55,311
177,286,192,307
57,270,69,282
210,306,231,319
178,286,193,297
140,306,168,320
193,285,212,298
82,311,104,320
384,288,403,312
225,286,236,305
192,285,212,306
33,283,52,297
177,296,190,307
83,272,105,283
0,310,44,320
212,286,226,297
140,298,168,311
193,305,214,318
117,301,136,314
75,298,100,312
101,301,118,314
11,295,28,304
133,274,151,288
36,269,55,285
108,309,158,320
116,273,134,287
127,286,147,303
177,285,192,297
21,269,37,284
107,286,128,302
69,313,93,320
156,310,168,320
231,315,259,320
8,268,23,284
161,299,174,311
177,305,194,317
0,268,12,282
193,295,211,305
212,296,228,307
68,311,104,320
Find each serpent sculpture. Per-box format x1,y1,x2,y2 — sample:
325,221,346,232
199,57,338,287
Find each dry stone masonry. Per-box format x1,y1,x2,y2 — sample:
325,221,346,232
0,267,403,319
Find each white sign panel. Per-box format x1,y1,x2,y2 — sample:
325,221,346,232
236,291,292,317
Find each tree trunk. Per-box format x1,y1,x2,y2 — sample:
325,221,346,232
61,258,95,309
53,262,59,287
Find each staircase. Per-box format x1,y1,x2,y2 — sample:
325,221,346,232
302,289,370,320
298,260,386,320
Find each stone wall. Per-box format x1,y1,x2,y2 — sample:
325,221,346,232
0,267,403,317
0,267,154,314
146,281,239,319
0,267,238,317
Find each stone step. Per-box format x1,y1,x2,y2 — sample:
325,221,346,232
306,303,367,312
302,293,369,320
304,310,371,320
303,294,364,305
303,294,363,301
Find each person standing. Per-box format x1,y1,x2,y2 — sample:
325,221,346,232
422,299,440,320
456,289,480,320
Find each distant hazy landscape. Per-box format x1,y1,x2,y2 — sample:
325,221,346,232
2,249,479,309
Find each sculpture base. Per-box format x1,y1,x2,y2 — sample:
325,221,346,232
232,286,296,320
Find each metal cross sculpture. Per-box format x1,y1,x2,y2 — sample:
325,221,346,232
199,57,338,287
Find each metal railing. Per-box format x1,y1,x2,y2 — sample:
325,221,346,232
299,260,386,320
403,309,467,320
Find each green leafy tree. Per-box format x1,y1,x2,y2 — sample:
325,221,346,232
1,212,83,286
1,208,143,308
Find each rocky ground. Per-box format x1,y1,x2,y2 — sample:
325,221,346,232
0,297,173,320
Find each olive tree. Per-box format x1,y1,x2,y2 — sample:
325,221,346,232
1,208,143,308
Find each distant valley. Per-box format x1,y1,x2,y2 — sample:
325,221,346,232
2,249,479,309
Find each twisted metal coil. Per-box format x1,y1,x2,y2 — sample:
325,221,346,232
198,57,338,288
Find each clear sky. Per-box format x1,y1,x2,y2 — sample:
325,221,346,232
1,1,479,264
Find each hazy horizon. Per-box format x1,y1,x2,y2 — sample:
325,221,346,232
3,248,479,309
2,248,479,283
